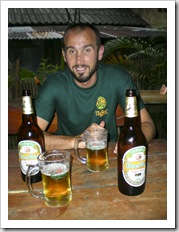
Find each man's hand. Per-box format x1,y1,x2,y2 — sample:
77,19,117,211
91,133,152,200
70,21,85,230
87,121,105,130
77,121,106,149
81,121,118,154
113,144,117,154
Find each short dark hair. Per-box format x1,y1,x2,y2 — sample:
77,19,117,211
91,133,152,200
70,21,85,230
63,23,101,49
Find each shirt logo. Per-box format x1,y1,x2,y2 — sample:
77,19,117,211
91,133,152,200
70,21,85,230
96,96,106,110
95,96,108,117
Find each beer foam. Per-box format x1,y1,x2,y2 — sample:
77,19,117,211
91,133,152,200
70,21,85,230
87,141,106,150
42,163,68,176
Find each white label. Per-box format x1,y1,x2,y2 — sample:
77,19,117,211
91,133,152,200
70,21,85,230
18,140,42,175
122,146,146,187
22,96,34,114
125,96,138,118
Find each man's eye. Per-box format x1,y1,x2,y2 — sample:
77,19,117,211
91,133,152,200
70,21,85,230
68,49,75,55
85,48,91,53
83,48,91,54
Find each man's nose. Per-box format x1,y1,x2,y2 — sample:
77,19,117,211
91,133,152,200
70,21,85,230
76,52,83,64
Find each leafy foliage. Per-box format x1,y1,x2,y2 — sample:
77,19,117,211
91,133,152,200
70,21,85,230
36,58,61,84
19,68,35,80
15,58,61,84
102,35,167,90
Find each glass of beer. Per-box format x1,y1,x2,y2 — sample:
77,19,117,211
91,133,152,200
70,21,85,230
74,128,109,172
26,150,72,207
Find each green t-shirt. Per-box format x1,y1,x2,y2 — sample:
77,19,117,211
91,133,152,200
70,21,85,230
35,63,145,141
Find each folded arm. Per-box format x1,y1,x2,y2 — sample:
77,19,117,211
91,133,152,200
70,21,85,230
37,117,77,150
37,116,105,150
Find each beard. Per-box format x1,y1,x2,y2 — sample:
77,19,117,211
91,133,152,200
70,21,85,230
68,60,99,83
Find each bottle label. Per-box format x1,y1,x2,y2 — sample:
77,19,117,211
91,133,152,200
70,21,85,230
125,96,138,118
18,140,42,175
22,96,34,114
122,146,146,187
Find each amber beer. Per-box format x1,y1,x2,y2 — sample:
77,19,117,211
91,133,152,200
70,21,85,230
86,143,108,172
118,89,148,196
26,150,72,207
74,128,109,172
42,163,72,207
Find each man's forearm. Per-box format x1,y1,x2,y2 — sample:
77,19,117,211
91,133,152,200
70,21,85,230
141,122,156,143
43,122,105,150
44,132,75,150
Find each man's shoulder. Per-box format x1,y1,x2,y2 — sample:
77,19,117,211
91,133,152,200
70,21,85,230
99,62,129,74
45,68,72,84
47,68,70,79
99,63,130,80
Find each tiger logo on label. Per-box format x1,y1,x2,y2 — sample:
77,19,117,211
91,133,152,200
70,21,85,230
96,96,106,110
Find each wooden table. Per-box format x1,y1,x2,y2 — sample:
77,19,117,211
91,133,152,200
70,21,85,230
8,139,167,222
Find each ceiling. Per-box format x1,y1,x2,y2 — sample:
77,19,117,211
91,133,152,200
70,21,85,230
8,8,166,40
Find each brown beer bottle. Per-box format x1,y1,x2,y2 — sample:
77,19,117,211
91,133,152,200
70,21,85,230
117,89,148,196
18,89,45,183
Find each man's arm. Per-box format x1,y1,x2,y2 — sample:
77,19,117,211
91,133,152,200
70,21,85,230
44,132,77,150
37,116,106,150
37,116,77,150
113,107,156,154
140,108,156,143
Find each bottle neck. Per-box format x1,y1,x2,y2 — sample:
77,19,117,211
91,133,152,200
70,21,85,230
124,96,139,125
22,96,34,115
22,96,36,122
22,114,36,122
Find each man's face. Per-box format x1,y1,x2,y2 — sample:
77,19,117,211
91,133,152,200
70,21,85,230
63,28,104,84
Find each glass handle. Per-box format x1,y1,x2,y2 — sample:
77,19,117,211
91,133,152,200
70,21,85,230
26,165,43,199
74,137,86,164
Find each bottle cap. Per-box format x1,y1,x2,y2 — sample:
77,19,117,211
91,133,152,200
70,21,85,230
126,89,136,96
22,89,31,96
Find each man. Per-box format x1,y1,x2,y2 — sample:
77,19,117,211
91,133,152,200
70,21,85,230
35,23,156,153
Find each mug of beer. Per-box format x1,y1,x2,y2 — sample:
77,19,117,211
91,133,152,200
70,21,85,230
26,150,72,207
74,128,109,172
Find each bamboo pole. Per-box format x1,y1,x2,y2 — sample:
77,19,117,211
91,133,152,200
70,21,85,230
139,90,167,104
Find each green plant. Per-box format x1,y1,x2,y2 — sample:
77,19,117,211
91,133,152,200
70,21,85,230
102,35,167,90
36,58,61,84
19,67,35,80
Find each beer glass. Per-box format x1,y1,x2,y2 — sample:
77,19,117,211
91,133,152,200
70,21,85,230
74,128,109,172
26,150,72,207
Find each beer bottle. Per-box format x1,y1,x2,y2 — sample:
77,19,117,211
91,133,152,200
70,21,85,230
18,89,45,183
117,89,148,196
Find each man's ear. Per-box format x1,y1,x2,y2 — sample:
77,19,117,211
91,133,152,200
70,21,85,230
98,45,104,61
62,49,66,62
